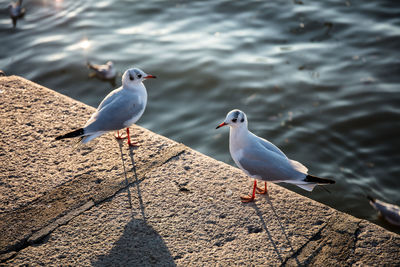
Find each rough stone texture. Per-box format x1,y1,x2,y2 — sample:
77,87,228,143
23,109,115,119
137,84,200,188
1,76,399,266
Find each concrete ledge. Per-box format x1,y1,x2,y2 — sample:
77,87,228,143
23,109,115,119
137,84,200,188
0,76,399,265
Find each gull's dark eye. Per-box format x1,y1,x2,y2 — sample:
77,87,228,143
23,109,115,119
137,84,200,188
138,74,142,78
129,73,134,81
232,118,237,123
241,118,244,122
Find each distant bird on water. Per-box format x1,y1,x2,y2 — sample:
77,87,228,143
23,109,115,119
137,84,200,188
55,68,156,146
368,196,400,227
216,109,335,202
87,61,117,80
8,0,25,28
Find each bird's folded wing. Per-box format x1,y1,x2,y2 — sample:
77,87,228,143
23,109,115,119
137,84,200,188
374,200,400,226
238,147,304,182
96,68,108,75
254,133,288,159
88,63,100,70
289,159,308,174
84,88,123,127
85,94,144,133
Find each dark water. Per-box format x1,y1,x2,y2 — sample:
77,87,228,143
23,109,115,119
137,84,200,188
1,0,400,232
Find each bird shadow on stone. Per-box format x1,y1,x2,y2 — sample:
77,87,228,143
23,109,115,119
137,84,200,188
265,196,302,266
251,203,285,264
92,218,176,266
128,144,147,222
252,196,302,266
116,139,146,222
91,141,176,266
116,139,135,216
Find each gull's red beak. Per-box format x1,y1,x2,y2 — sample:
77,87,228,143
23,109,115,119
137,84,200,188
216,122,227,129
144,75,157,79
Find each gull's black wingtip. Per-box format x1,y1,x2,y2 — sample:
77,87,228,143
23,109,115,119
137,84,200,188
367,195,376,203
55,128,84,140
304,174,335,184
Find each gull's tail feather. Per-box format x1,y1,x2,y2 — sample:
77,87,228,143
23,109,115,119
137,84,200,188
80,131,104,144
55,128,84,140
304,174,335,184
87,61,97,71
367,195,376,203
297,183,316,192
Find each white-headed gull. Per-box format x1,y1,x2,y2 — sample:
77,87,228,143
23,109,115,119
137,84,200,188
8,0,25,28
368,196,400,227
216,109,335,202
56,68,156,146
87,61,117,80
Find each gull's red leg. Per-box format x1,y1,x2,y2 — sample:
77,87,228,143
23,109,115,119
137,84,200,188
115,130,125,140
126,128,139,147
256,182,268,195
241,180,257,202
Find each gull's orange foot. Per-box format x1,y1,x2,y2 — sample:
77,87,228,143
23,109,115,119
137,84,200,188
115,131,126,140
240,195,255,203
126,128,139,147
241,180,257,202
256,187,267,194
256,182,268,195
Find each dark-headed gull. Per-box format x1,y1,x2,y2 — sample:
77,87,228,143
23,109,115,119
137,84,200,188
56,68,156,146
87,61,116,80
216,109,335,202
8,0,25,28
368,196,400,227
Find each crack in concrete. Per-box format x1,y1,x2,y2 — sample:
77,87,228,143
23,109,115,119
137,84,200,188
0,201,96,263
348,220,363,266
352,221,362,251
280,218,331,266
27,200,96,244
0,143,187,262
281,215,364,266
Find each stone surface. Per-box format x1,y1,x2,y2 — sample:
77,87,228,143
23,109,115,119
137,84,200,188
1,76,399,266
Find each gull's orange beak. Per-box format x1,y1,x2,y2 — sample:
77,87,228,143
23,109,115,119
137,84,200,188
144,75,157,79
216,122,227,129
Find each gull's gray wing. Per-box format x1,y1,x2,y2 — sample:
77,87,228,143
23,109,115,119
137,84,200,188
95,67,108,76
89,63,103,71
251,132,287,159
96,87,123,112
84,87,123,129
252,133,308,173
237,145,305,182
84,91,145,133
88,63,109,77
